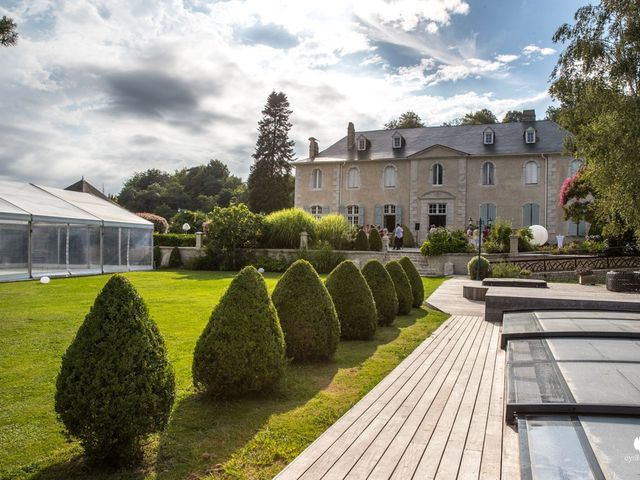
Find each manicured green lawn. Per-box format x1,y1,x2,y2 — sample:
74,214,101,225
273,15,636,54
0,271,447,480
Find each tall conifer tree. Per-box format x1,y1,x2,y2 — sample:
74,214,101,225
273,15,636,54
247,91,295,213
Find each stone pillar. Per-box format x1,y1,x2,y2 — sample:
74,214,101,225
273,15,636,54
195,232,203,249
382,234,390,252
509,234,519,255
300,231,309,249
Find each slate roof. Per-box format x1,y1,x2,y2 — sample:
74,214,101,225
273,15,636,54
295,120,569,163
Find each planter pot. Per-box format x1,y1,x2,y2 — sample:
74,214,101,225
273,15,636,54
579,274,596,285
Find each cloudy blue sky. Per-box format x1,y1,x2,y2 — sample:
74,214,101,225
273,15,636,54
0,0,587,194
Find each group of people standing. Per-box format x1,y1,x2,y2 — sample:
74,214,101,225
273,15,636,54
359,224,405,250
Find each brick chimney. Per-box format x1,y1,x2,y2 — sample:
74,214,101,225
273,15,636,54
347,122,355,150
522,109,536,122
308,137,319,160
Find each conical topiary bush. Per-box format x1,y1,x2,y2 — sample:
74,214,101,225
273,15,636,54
361,259,398,326
272,259,340,361
368,228,382,251
399,257,425,308
168,246,182,268
55,275,176,464
354,229,369,251
325,260,377,340
192,266,285,397
385,260,413,315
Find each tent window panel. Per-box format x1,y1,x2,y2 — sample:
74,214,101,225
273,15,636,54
31,224,68,274
129,229,153,267
68,225,90,270
103,227,121,268
0,222,29,274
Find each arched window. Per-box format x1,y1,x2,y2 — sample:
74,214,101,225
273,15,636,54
346,205,360,225
383,165,396,188
525,126,536,144
524,161,539,184
569,159,583,177
522,203,540,227
311,168,322,190
479,203,497,226
481,162,495,185
347,167,360,189
432,163,443,185
310,205,323,219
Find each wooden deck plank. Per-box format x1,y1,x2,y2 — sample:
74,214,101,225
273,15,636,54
432,322,497,479
275,312,519,480
301,316,475,480
274,315,465,480
366,317,485,480
337,317,482,479
479,322,507,480
389,318,488,480
412,322,493,479
456,324,500,479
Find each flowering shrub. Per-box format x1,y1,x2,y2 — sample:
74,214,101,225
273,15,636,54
136,212,169,233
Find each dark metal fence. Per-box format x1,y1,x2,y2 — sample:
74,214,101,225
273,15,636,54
493,255,640,273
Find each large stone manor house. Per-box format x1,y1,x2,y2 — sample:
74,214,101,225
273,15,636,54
293,109,584,244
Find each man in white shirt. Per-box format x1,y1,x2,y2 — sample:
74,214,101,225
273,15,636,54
394,224,404,250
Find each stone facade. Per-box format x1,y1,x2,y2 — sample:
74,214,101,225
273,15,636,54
293,111,583,242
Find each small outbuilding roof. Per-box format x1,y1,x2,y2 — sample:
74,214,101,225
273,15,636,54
0,181,152,228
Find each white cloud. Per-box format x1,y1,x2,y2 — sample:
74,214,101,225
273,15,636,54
496,54,519,63
523,44,556,57
0,0,551,194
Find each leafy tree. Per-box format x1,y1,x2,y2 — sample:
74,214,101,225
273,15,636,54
550,1,640,235
117,160,244,219
206,203,263,269
559,172,596,234
502,110,523,123
55,275,175,463
272,260,340,361
247,91,295,213
545,105,561,122
192,266,285,397
384,111,425,129
0,16,18,47
460,108,498,125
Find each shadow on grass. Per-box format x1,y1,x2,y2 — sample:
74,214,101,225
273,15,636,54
28,308,425,480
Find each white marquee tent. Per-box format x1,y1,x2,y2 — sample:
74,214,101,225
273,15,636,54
0,181,153,281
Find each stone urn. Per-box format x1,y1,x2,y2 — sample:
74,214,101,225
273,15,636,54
577,267,595,285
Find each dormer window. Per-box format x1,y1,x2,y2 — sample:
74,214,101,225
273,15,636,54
525,127,536,144
392,132,403,149
483,128,494,145
357,134,367,151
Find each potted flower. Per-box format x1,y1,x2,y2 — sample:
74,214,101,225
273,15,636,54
576,266,595,285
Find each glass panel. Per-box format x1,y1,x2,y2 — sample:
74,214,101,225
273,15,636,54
103,226,125,271
546,338,640,362
508,362,571,405
68,225,89,271
0,221,29,278
558,362,640,405
31,223,67,275
524,416,598,480
580,416,640,480
129,229,152,267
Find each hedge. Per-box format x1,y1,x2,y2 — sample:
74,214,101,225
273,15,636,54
385,260,413,315
192,266,285,397
369,228,383,251
354,230,369,251
272,260,340,361
468,256,491,280
54,275,175,463
399,257,425,308
325,260,377,340
361,259,398,326
154,233,196,247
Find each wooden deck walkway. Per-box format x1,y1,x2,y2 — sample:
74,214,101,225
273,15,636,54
275,315,518,480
